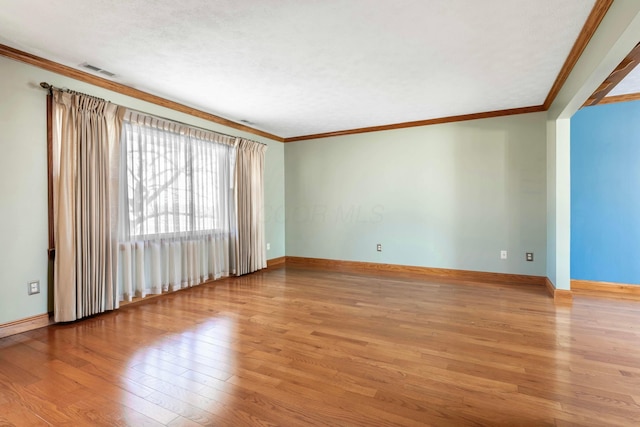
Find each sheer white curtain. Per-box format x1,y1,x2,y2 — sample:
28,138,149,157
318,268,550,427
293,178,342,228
118,111,237,300
52,91,124,321
235,139,267,275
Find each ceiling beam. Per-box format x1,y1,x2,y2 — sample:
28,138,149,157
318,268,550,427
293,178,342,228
597,92,640,105
583,43,640,106
547,0,640,120
542,0,614,110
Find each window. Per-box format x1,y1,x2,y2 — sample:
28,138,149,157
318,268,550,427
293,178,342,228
121,113,236,240
118,112,239,298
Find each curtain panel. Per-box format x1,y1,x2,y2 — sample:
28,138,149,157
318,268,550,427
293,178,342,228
51,91,124,322
51,93,268,320
235,139,267,275
118,112,237,300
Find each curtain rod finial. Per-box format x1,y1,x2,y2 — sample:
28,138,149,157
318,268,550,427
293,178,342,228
40,82,51,89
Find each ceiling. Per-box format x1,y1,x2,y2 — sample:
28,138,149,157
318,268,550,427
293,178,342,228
0,0,622,139
608,66,640,97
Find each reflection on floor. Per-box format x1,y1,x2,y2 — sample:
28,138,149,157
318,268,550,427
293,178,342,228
1,266,640,426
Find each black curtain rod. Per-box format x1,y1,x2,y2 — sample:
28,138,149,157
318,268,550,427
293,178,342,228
39,81,266,146
40,81,106,101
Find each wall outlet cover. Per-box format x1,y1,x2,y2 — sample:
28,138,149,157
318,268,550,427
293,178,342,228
28,280,40,295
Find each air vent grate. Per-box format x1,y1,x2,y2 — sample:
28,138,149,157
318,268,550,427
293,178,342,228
82,63,101,72
79,62,117,78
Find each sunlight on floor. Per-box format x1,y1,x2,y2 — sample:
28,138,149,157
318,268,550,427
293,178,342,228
123,316,236,418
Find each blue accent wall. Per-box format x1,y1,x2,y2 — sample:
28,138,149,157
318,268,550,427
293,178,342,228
571,101,640,284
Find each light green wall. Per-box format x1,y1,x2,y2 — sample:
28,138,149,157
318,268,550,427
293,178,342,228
285,112,547,275
264,138,286,258
0,56,285,325
0,59,48,324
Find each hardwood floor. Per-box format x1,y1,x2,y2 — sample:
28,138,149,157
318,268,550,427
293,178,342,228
2,266,640,426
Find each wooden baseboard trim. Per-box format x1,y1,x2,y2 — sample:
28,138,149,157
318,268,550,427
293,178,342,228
285,256,545,286
544,277,556,298
267,256,286,269
544,277,573,302
0,313,53,339
572,279,640,299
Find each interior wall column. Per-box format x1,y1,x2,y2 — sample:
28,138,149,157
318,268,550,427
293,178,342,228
544,1,640,291
546,118,571,290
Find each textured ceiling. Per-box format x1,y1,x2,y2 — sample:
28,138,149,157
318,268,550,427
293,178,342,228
608,66,640,97
0,0,597,138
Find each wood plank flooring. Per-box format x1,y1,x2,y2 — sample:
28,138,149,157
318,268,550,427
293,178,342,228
2,266,640,426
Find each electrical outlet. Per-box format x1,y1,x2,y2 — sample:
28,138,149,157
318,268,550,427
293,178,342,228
526,252,534,262
377,243,382,252
28,280,40,295
500,250,507,260
266,243,270,251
